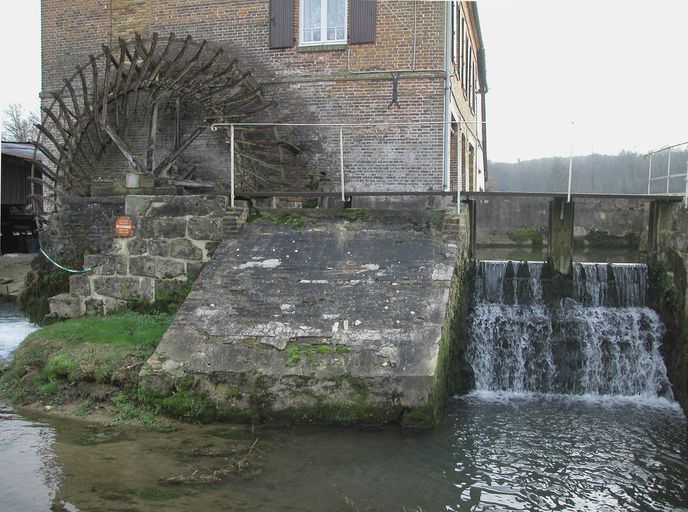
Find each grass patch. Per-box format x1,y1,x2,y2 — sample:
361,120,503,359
0,313,172,428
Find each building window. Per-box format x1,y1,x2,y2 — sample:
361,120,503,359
300,0,347,45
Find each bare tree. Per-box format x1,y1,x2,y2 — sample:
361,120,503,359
2,103,39,142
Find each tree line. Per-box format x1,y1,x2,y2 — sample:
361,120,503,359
488,149,688,195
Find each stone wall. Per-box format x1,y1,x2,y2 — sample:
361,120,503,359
139,206,473,426
476,196,649,248
49,195,247,318
40,197,126,256
648,202,688,414
41,0,449,194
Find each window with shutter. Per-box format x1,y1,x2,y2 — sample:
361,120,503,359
350,0,376,44
300,0,347,45
269,0,294,49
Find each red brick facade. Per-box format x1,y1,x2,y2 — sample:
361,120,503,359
41,0,486,195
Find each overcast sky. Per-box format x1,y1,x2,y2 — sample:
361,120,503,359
1,1,686,162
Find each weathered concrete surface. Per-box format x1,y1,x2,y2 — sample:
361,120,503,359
140,208,472,425
548,199,574,275
648,203,688,415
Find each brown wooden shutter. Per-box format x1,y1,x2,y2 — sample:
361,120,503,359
350,0,376,44
269,0,294,49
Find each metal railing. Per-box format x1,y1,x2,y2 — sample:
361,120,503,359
211,121,481,215
644,141,688,208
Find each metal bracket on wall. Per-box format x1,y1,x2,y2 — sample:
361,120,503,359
387,73,401,109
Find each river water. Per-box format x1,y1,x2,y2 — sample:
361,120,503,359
1,273,688,511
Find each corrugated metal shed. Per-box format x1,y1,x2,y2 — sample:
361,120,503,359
1,142,45,205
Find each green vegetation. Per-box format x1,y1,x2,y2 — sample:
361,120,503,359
18,251,84,324
0,313,172,428
511,227,544,247
284,342,349,366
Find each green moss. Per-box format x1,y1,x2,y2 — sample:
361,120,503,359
284,343,345,366
130,486,198,501
428,210,446,231
337,208,367,222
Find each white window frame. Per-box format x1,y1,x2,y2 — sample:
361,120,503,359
299,0,348,46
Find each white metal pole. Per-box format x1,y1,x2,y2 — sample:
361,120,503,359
339,128,345,203
666,148,672,194
456,126,461,215
684,161,688,209
230,124,235,208
567,121,574,202
647,156,652,195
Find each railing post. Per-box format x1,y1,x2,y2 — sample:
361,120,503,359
684,160,688,209
230,124,235,208
456,126,461,215
666,147,672,194
567,121,574,203
647,155,652,195
339,127,345,203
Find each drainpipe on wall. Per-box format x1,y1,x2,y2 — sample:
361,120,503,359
442,0,452,191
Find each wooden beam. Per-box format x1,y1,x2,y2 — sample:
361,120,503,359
100,120,145,173
153,124,205,176
146,101,159,173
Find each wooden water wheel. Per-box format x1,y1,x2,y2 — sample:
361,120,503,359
32,32,304,228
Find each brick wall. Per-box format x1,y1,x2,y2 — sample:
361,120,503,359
41,0,449,194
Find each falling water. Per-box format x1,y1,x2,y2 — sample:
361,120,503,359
468,261,673,398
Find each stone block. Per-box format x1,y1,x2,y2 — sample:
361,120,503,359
149,239,170,257
127,238,148,256
84,254,127,275
84,297,126,316
93,276,155,301
205,241,220,257
154,218,187,239
156,259,186,279
188,217,222,241
146,196,227,217
69,275,91,296
170,239,203,260
186,262,205,280
125,196,154,216
138,217,155,238
130,256,157,277
49,293,83,318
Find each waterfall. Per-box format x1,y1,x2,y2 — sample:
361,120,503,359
467,261,673,398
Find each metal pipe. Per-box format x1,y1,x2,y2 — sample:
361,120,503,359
230,124,235,208
339,128,345,202
412,0,417,69
647,155,653,195
567,121,574,203
212,121,480,129
643,140,688,157
456,124,461,215
442,0,452,191
666,148,672,194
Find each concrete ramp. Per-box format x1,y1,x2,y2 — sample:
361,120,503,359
140,208,470,425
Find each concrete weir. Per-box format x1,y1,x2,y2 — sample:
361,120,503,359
140,208,472,426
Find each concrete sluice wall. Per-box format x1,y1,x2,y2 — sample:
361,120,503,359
140,207,473,426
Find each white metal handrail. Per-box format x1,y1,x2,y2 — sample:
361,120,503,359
211,121,482,215
644,141,688,208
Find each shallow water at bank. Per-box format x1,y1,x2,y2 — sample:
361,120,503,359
0,300,37,360
1,393,686,511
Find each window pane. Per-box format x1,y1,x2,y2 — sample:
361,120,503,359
304,0,321,35
327,0,345,41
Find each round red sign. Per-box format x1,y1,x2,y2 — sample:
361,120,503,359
115,215,133,237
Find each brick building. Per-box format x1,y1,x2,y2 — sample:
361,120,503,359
39,0,487,203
